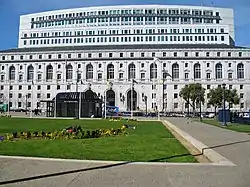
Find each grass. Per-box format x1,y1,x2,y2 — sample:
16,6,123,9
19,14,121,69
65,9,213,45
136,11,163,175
0,117,196,163
201,119,250,133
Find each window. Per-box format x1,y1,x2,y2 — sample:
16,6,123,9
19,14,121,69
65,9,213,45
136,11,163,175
120,53,123,57
141,63,144,68
98,73,102,80
217,52,220,57
240,103,244,109
239,52,242,57
228,63,231,68
150,63,157,80
46,65,53,81
185,63,188,68
228,72,232,80
67,85,71,90
240,85,243,89
37,93,41,98
47,93,50,98
174,93,178,99
47,85,51,90
184,73,189,80
207,63,210,67
37,85,41,90
240,93,244,99
237,63,244,79
130,53,134,57
152,52,155,57
18,102,21,107
174,103,178,109
78,54,81,58
119,73,123,80
215,63,223,79
88,53,92,58
174,85,178,89
174,52,177,57
57,85,60,90
109,53,113,58
128,63,136,80
86,64,93,80
29,55,33,60
99,53,102,58
195,52,199,57
9,66,15,80
185,52,188,57
206,52,210,57
28,85,31,90
27,65,34,81
58,54,61,58
66,64,73,80
18,93,22,98
141,73,145,80
107,64,114,79
141,52,145,57
207,85,211,89
206,73,211,80
48,54,52,59
194,63,201,79
172,63,179,80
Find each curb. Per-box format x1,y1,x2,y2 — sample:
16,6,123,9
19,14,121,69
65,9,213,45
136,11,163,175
0,155,235,166
162,120,237,167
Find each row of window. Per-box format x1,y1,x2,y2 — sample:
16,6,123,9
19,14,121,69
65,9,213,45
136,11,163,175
1,83,244,92
2,62,244,82
23,34,226,46
26,28,224,38
32,17,220,29
0,50,244,62
31,8,218,22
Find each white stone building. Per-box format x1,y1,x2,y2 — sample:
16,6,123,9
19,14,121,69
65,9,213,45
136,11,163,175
0,5,249,113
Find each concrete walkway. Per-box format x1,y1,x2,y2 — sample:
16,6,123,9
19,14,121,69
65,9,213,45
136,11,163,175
0,117,250,187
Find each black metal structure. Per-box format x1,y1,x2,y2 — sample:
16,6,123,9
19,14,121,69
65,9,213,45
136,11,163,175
41,90,102,118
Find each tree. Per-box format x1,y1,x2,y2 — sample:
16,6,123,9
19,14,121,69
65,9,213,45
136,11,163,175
179,83,205,115
207,87,240,115
207,87,223,115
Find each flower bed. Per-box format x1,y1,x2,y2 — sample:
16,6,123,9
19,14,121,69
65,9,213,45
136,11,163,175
0,125,127,142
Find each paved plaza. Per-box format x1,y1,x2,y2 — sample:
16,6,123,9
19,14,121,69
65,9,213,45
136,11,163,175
0,117,250,187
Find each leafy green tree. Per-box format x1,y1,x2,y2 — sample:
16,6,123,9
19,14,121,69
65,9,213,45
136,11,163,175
207,87,240,115
179,83,205,115
207,87,223,115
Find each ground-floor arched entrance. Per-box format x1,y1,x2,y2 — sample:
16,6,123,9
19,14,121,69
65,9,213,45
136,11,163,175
106,89,115,106
127,89,137,111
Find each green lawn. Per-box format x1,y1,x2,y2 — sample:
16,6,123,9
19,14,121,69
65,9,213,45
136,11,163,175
201,119,250,133
0,117,196,163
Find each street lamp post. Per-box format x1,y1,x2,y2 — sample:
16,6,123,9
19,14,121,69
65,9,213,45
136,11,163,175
199,90,202,122
222,83,227,126
144,95,148,116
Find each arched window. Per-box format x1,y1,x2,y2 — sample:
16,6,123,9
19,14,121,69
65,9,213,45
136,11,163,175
46,65,53,81
215,63,222,79
66,64,73,80
237,63,244,79
27,65,34,81
194,63,201,79
172,63,179,80
107,64,114,80
150,63,157,80
9,65,15,80
86,64,93,80
128,63,136,80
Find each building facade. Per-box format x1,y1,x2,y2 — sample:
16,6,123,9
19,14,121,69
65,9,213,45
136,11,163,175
0,5,249,113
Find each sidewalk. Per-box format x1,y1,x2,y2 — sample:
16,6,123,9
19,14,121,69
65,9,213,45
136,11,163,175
164,117,250,167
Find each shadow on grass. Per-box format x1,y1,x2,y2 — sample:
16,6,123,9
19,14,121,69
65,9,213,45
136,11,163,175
0,139,250,186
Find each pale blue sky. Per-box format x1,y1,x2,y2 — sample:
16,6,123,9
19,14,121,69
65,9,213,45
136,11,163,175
0,0,249,50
